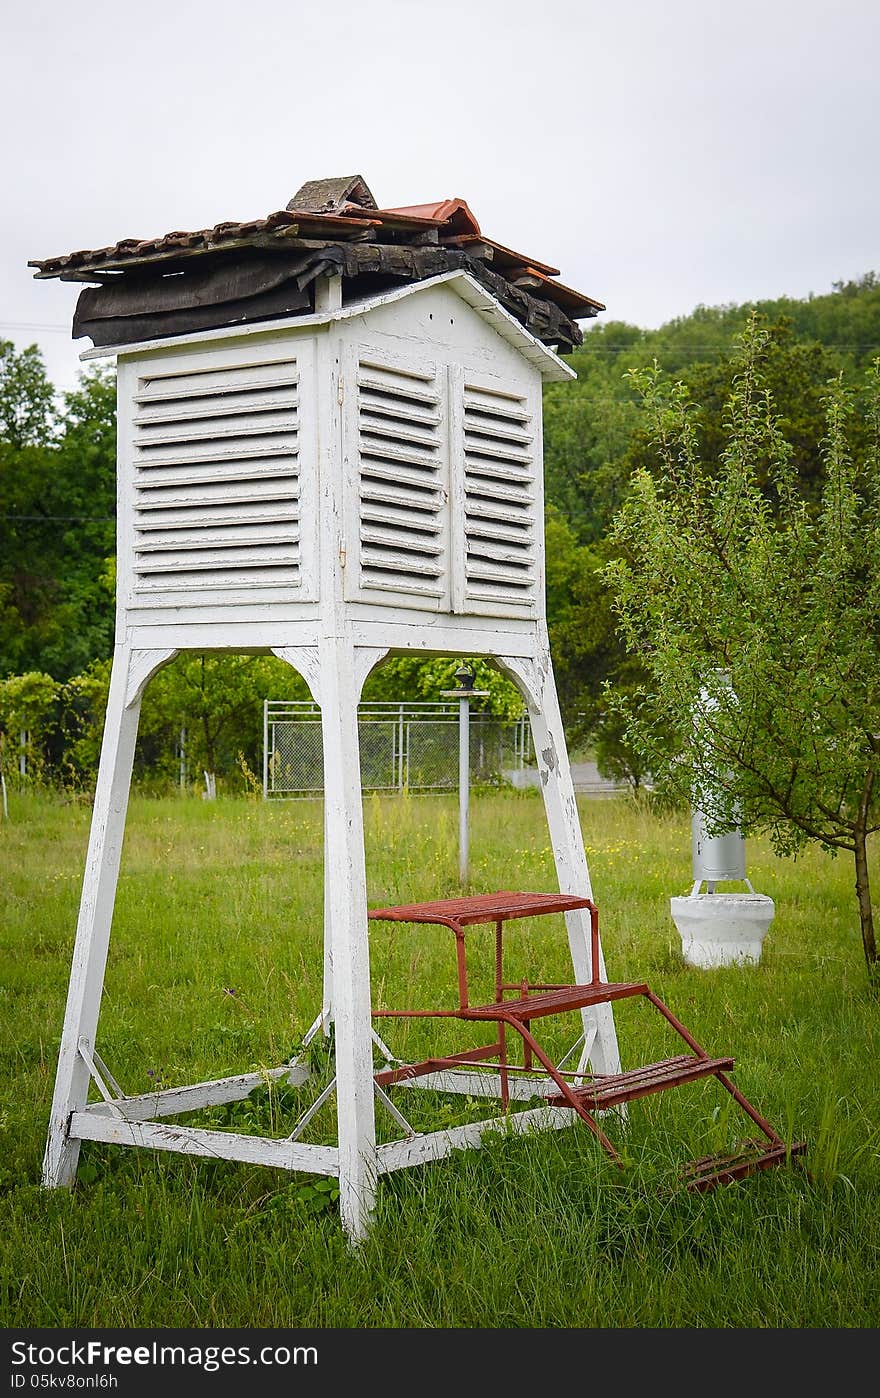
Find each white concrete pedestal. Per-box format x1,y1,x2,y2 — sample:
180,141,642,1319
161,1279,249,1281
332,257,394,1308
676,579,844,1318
670,893,775,968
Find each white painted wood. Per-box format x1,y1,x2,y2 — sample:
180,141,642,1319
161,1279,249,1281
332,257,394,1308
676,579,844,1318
272,644,322,705
128,618,320,649
351,646,389,699
126,614,539,655
314,274,342,315
43,644,167,1187
373,1081,416,1137
452,371,539,617
124,648,177,707
314,315,380,1240
71,1112,339,1175
376,1103,577,1175
77,1039,126,1118
351,615,539,654
498,649,623,1078
530,374,548,620
342,341,449,612
287,1077,337,1143
80,1063,310,1121
318,636,378,1241
89,1047,126,1100
115,358,137,625
117,340,319,626
447,363,468,615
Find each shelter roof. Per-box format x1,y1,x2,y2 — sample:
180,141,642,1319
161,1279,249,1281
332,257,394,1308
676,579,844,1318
29,174,604,353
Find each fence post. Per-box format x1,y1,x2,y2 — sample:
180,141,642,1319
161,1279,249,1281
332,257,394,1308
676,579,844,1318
398,704,405,792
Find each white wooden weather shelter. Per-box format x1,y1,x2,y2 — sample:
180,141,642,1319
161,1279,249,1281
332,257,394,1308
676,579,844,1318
32,176,621,1240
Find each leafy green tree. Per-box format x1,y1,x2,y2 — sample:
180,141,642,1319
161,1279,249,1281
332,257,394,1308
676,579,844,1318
0,670,59,790
0,361,116,680
603,316,880,977
543,326,643,543
140,654,309,793
622,319,853,509
538,506,648,785
362,656,522,718
58,659,112,786
0,340,56,448
543,507,620,720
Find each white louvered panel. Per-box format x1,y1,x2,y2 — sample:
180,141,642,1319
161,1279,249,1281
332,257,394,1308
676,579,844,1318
462,383,536,606
132,358,300,598
356,358,445,598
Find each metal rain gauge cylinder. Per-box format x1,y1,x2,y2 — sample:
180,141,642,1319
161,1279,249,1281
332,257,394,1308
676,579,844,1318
670,680,775,968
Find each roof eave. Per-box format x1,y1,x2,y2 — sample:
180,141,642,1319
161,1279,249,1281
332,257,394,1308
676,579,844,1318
79,270,577,383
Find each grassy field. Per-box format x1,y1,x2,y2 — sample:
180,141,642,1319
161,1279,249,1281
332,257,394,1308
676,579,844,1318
1,787,878,1329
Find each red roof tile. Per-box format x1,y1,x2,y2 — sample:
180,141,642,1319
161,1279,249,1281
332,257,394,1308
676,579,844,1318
385,198,481,236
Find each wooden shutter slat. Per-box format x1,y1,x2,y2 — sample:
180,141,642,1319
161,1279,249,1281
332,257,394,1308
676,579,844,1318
461,382,535,609
133,358,300,599
356,356,444,599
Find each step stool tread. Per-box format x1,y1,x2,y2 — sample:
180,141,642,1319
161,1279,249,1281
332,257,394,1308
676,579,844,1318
545,1053,735,1109
682,1139,808,1191
457,982,649,1020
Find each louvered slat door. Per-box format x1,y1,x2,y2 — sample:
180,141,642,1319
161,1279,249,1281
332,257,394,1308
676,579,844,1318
349,353,447,606
131,357,301,603
459,380,537,612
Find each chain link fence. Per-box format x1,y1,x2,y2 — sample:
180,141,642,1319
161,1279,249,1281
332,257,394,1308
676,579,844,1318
263,702,532,799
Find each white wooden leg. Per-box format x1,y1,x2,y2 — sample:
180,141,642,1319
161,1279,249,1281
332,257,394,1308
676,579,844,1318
499,650,622,1077
322,802,333,1034
43,645,172,1187
319,639,378,1242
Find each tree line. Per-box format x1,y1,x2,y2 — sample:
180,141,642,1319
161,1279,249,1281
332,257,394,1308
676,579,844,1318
2,273,879,800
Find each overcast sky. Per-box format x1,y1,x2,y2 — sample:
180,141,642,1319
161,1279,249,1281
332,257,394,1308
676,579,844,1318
2,0,878,392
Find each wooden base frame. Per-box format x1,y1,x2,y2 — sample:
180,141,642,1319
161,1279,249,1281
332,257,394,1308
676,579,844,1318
42,632,620,1242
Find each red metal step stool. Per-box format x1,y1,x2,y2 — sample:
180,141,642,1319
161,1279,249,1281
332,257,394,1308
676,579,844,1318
369,890,807,1189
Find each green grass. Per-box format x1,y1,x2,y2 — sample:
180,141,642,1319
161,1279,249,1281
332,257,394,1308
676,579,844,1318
1,787,878,1328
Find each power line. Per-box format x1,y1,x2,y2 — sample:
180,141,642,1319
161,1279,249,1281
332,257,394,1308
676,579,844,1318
0,322,72,334
571,342,880,353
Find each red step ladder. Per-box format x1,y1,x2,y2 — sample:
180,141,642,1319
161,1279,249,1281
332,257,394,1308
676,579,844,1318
369,891,807,1189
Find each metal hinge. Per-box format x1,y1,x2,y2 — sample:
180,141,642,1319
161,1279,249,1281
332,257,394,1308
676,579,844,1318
337,377,344,406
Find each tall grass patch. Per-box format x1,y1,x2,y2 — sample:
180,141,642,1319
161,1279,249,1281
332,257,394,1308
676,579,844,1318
1,789,878,1327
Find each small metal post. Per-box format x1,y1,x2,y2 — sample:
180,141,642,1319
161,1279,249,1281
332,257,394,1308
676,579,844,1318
262,700,269,800
459,692,470,883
